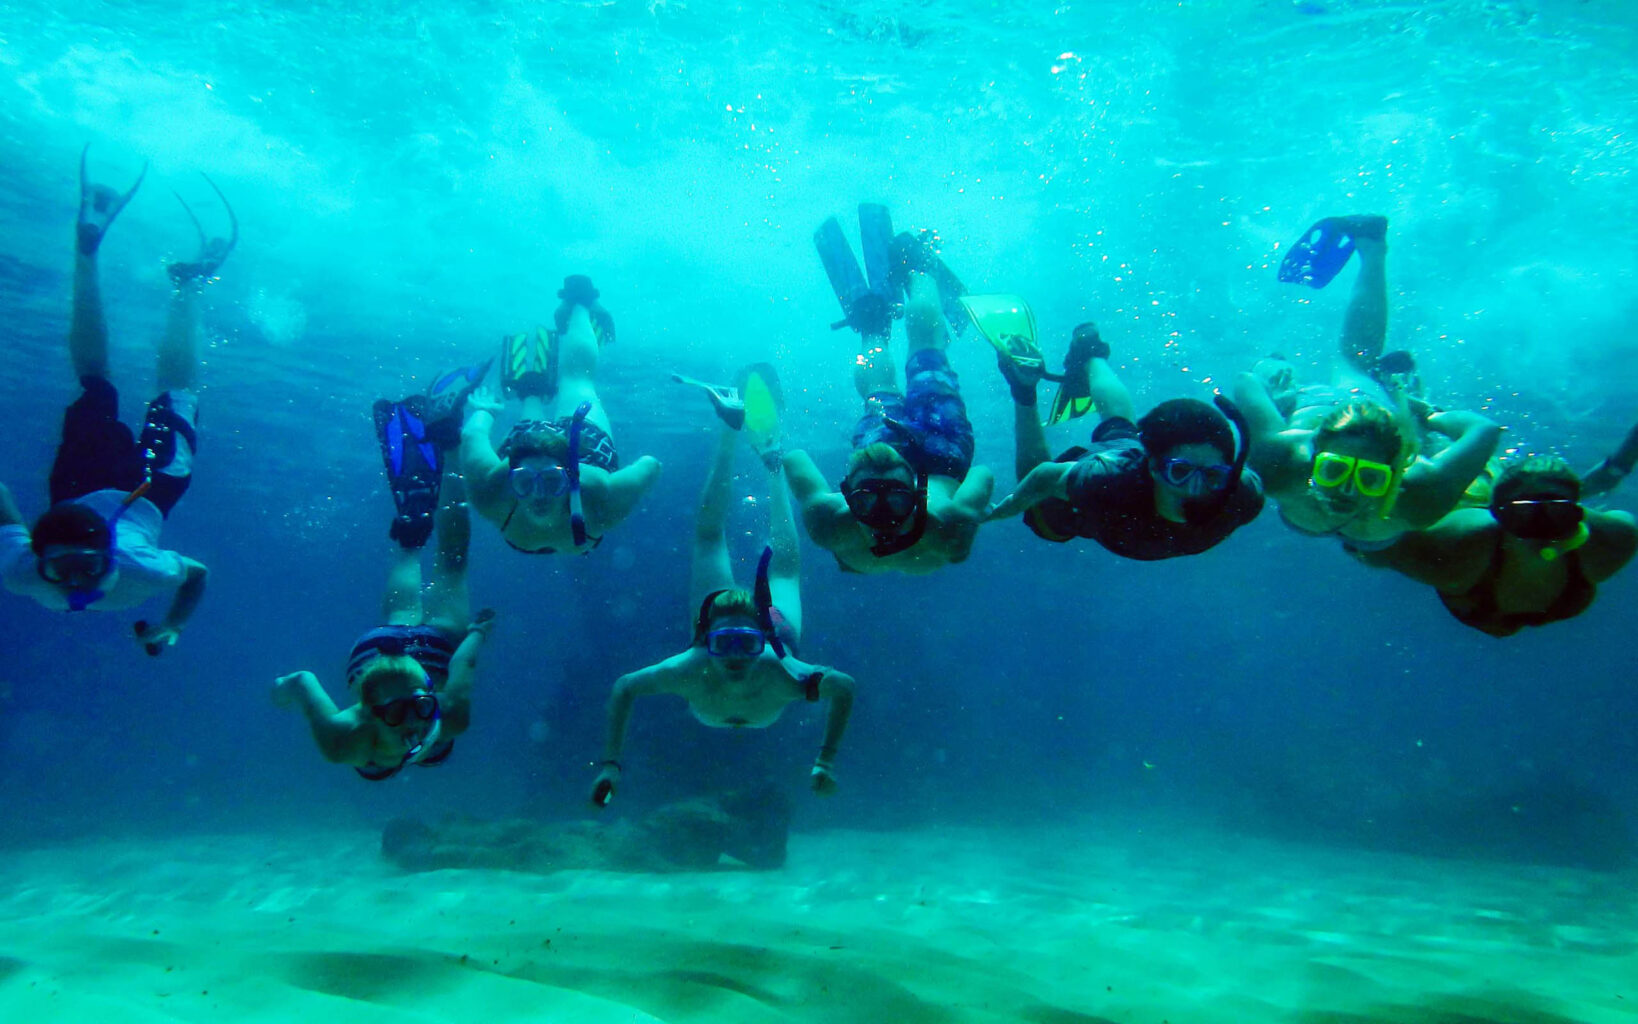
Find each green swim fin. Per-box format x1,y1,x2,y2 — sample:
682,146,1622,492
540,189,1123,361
1046,323,1108,425
500,327,557,400
736,362,784,460
961,295,1044,375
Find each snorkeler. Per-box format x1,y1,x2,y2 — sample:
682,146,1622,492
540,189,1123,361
0,148,225,652
1232,214,1502,551
592,366,855,806
784,209,994,574
272,390,495,779
459,275,661,555
980,301,1264,558
1357,458,1636,637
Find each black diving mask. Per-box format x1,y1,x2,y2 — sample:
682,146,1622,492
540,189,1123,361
1492,497,1583,541
372,690,439,728
38,547,113,588
843,479,918,530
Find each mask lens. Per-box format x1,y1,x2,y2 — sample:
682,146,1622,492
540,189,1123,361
374,690,438,727
1311,453,1354,488
1160,458,1232,492
509,464,567,500
844,480,916,528
1496,498,1581,539
706,627,766,659
1351,459,1395,498
39,550,111,585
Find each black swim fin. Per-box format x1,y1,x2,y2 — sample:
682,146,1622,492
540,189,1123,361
1046,323,1110,425
555,274,616,347
815,214,895,341
374,396,444,550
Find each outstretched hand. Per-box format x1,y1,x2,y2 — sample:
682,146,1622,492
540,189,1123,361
132,619,179,656
466,387,504,417
271,671,316,709
984,493,1024,521
810,759,839,797
591,762,621,808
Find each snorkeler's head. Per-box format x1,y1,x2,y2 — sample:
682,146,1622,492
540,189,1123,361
1490,456,1583,541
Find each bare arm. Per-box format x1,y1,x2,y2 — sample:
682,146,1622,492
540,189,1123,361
0,483,23,528
1583,422,1638,498
1400,411,1502,527
782,450,855,550
458,410,507,507
439,610,494,734
135,558,209,652
1582,509,1638,582
1356,509,1496,592
592,664,671,807
809,670,856,796
950,465,997,519
987,461,1073,520
1233,371,1310,492
585,456,662,533
271,671,364,764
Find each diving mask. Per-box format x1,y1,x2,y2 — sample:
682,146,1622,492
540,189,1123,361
1311,452,1395,498
843,479,918,530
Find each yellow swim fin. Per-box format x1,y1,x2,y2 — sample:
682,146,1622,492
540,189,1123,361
500,327,556,400
960,295,1044,375
737,362,784,460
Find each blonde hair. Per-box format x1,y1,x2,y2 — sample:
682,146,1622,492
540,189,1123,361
693,588,758,642
845,442,910,481
355,654,426,704
1315,401,1408,465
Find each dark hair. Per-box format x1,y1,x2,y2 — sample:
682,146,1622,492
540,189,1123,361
30,502,111,555
1138,399,1234,462
1492,456,1580,507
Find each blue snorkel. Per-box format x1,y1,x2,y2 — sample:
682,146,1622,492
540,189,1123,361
753,545,787,659
566,401,591,551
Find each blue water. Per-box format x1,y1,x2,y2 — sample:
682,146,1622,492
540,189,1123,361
1,0,1636,876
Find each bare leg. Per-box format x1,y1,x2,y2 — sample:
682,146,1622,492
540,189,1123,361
381,545,424,626
764,456,801,643
553,306,611,433
688,427,738,616
1341,237,1387,376
156,284,202,392
423,473,471,631
1013,402,1053,479
903,271,947,356
69,249,109,380
1088,356,1136,424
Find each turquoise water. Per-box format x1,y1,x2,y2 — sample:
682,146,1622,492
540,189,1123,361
1,3,1637,1017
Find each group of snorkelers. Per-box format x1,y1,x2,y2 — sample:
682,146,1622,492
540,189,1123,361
4,156,1634,801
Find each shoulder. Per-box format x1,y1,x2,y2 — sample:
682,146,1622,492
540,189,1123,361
114,542,187,586
1584,509,1638,577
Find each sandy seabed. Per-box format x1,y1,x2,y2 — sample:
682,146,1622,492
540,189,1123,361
0,823,1633,1023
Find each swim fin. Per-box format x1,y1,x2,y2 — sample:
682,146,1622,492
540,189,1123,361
736,362,784,463
555,274,616,347
858,203,895,298
501,327,557,400
672,373,746,430
1278,215,1387,289
373,396,444,550
890,229,969,337
423,358,492,448
962,294,1044,377
1046,323,1109,425
815,214,895,341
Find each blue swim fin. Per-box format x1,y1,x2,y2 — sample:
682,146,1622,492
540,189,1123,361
373,397,444,550
815,214,894,341
424,358,492,448
1278,215,1386,289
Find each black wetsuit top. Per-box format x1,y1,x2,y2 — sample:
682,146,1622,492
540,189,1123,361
1024,419,1264,561
1439,544,1596,638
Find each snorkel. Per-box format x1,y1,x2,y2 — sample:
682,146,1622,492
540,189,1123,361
565,402,591,550
752,545,787,659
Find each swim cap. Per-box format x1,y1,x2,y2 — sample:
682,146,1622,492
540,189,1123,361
30,502,111,555
1138,399,1234,462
